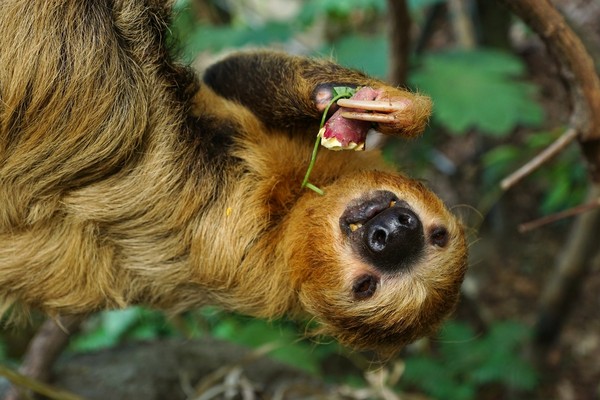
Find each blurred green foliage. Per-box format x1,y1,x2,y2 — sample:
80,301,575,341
401,321,538,399
70,308,178,352
326,34,389,79
69,307,340,376
68,307,538,399
483,130,587,213
299,0,386,24
67,308,538,399
206,314,338,375
171,4,294,62
172,0,545,136
411,49,544,136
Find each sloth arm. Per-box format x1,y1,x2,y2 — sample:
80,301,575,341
202,51,380,132
202,51,432,138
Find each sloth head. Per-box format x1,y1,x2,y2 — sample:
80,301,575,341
285,170,468,354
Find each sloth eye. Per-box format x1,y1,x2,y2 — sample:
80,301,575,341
352,274,379,300
430,226,449,247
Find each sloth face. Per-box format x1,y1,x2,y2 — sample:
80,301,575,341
286,170,468,353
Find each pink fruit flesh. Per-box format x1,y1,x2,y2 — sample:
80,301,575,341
321,87,379,150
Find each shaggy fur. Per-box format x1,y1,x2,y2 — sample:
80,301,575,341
0,0,467,353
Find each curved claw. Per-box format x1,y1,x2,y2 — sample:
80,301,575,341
340,112,398,123
334,88,432,138
337,99,408,113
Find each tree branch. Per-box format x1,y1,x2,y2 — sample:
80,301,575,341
499,0,600,180
518,195,600,232
0,364,85,400
448,0,477,49
501,127,578,190
387,0,411,86
5,315,83,400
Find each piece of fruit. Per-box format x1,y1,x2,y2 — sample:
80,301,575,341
319,87,379,151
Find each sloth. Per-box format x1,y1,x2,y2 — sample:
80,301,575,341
0,0,467,353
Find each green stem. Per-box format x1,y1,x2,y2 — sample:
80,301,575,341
301,91,354,194
304,182,325,196
301,135,322,189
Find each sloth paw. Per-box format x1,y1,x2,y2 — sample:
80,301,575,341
337,88,432,139
314,85,432,151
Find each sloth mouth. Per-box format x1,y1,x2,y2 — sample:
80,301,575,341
339,190,403,236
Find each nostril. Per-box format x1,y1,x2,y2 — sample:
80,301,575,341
398,211,417,229
370,228,388,251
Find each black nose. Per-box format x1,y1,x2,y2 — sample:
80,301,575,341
360,206,424,272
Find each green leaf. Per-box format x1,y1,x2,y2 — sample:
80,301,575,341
487,321,531,347
403,356,448,386
504,361,538,390
411,49,544,136
127,309,175,340
70,308,142,351
101,308,141,338
333,86,358,97
470,322,537,389
541,173,573,213
70,326,116,351
438,322,481,372
401,320,538,398
403,356,475,400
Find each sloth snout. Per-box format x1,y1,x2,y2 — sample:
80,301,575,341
361,206,424,273
340,190,426,273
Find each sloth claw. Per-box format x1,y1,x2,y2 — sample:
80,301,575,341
337,94,431,138
336,99,406,113
337,98,410,125
339,112,398,123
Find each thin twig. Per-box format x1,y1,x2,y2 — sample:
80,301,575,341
519,197,600,232
192,343,279,398
0,364,85,400
501,127,579,190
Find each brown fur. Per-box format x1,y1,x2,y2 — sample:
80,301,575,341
0,0,467,353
